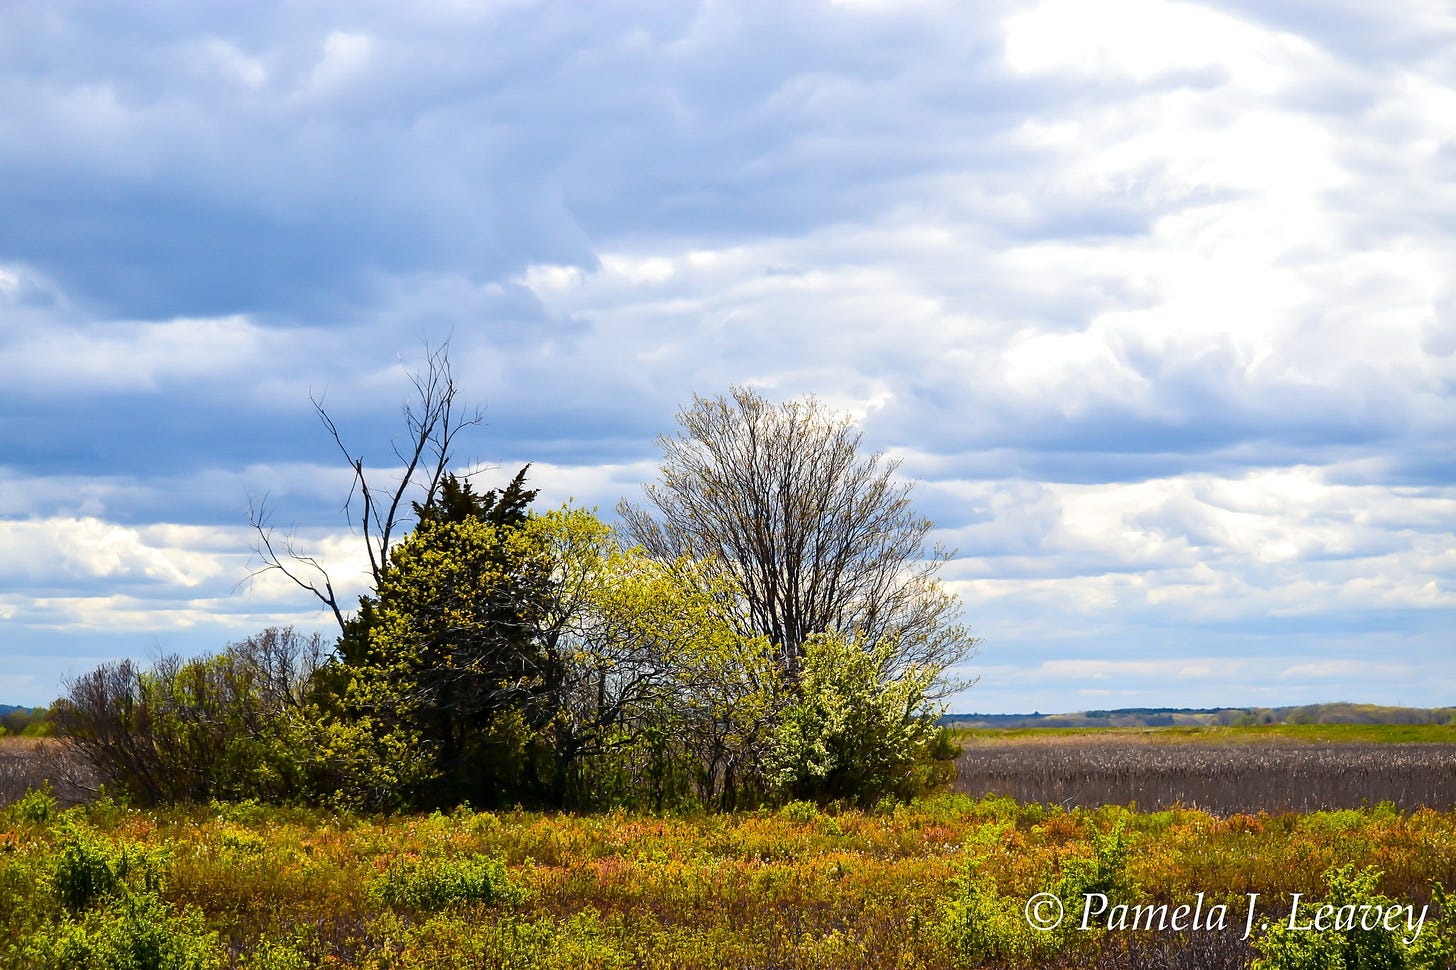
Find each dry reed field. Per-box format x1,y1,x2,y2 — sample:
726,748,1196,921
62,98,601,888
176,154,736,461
953,731,1456,813
0,737,96,808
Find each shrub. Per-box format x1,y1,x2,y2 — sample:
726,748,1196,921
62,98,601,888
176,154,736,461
52,823,166,912
7,783,56,825
1252,864,1454,970
372,854,524,909
51,628,327,806
12,890,221,970
942,819,1136,967
766,632,950,807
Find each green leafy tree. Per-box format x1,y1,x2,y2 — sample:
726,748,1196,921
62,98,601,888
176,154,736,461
340,491,781,810
335,484,559,808
766,631,949,806
541,530,780,809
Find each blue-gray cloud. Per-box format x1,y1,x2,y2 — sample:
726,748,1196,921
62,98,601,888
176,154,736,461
1,0,1453,712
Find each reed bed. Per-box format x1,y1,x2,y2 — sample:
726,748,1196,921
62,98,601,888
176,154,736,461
0,738,98,808
954,736,1456,813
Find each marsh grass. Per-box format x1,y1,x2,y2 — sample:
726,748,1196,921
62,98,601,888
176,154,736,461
0,738,99,809
954,733,1456,813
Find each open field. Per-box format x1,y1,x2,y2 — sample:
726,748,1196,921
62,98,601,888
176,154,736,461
3,728,1453,967
3,791,1455,968
953,728,1456,814
956,723,1456,744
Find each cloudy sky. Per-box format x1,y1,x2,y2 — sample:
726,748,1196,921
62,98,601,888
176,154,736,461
2,0,1453,714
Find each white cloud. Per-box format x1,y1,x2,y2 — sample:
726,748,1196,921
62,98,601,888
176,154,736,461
1003,0,1315,92
303,32,375,97
0,314,278,396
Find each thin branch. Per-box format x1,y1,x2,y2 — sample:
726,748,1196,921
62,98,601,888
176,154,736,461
246,339,483,632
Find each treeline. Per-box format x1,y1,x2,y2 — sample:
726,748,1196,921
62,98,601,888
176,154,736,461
53,480,953,812
51,383,973,814
0,706,52,738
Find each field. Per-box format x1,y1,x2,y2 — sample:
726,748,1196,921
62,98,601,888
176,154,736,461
953,727,1456,813
0,739,94,808
2,729,1454,969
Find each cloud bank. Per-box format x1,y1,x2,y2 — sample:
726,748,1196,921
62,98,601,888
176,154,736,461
1,0,1452,711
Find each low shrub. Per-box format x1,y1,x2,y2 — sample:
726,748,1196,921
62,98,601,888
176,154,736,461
52,823,167,912
371,854,524,910
1252,864,1454,970
12,890,220,970
6,785,56,826
942,819,1136,967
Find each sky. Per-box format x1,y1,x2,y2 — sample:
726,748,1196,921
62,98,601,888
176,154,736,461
2,0,1453,714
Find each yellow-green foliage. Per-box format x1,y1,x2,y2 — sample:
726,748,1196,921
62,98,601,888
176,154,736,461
371,854,524,909
1252,865,1454,970
769,632,947,807
1,795,1453,968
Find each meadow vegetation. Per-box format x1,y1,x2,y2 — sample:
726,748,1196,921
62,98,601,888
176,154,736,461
1,780,1454,968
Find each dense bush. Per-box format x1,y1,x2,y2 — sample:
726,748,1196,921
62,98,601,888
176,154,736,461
371,854,524,909
14,890,219,970
52,823,167,912
51,629,328,806
768,632,951,807
1252,864,1453,970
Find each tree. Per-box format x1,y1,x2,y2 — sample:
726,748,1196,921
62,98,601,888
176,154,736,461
766,632,951,806
336,482,561,807
618,386,976,695
340,494,779,810
248,341,483,633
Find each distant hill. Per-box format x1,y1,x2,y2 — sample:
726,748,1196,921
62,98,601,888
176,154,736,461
942,703,1456,729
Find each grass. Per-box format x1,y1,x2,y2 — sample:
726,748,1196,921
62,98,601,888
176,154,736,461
953,730,1456,813
0,737,96,808
2,792,1455,968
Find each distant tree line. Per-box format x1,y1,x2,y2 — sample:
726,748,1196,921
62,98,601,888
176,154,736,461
0,706,52,738
51,359,973,813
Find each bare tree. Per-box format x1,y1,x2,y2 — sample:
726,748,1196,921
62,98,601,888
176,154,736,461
618,386,976,695
248,342,483,632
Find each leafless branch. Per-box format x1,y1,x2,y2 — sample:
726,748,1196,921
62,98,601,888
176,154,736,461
618,386,978,697
245,339,484,632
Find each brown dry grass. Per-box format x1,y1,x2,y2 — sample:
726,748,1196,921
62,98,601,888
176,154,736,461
953,732,1456,814
0,736,98,807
